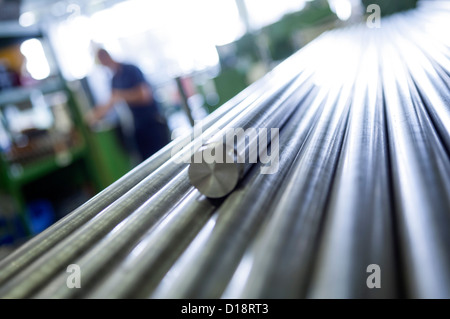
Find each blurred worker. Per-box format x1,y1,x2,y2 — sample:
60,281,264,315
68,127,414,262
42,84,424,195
87,49,170,161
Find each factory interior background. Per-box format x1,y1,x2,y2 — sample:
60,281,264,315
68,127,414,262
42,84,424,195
0,0,418,257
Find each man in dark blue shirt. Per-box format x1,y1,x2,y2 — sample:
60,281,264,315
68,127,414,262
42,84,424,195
88,49,170,161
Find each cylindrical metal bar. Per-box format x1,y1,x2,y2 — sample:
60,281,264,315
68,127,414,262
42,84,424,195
185,29,349,200
308,36,397,299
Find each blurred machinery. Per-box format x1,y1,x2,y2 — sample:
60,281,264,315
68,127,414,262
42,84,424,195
0,26,130,243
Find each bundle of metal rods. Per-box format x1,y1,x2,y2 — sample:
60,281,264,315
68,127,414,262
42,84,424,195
0,1,449,299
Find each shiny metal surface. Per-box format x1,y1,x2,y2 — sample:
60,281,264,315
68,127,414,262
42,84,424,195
0,1,449,299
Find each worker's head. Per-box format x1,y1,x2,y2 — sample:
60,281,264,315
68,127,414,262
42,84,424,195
96,49,118,70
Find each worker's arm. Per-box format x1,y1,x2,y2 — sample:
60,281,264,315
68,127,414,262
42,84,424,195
85,83,152,125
